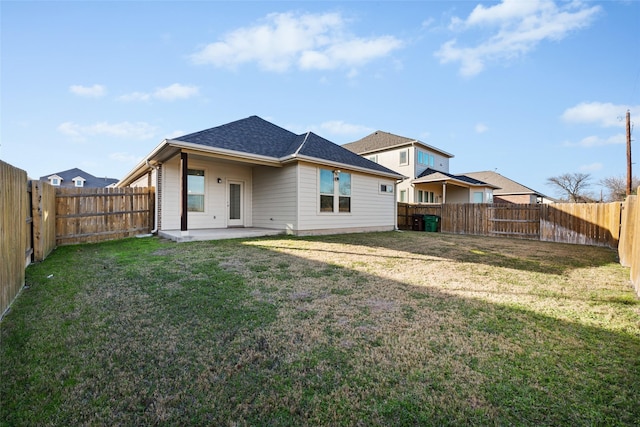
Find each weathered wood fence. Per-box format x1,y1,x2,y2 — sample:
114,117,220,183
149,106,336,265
55,187,154,245
1,161,30,317
398,202,621,248
2,160,155,316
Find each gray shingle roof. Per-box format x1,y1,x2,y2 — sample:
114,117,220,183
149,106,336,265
40,168,118,187
462,171,545,196
342,130,454,158
175,116,402,177
416,168,495,187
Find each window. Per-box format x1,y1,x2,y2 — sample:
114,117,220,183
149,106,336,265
473,192,484,203
368,155,378,163
417,151,435,167
187,169,205,212
50,178,60,186
399,150,408,166
338,172,351,213
319,169,351,213
74,179,84,187
400,190,407,202
319,169,334,212
380,184,394,194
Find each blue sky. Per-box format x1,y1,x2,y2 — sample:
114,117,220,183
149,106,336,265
2,0,639,198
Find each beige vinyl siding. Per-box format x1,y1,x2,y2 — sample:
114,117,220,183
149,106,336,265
159,155,253,230
297,163,396,233
252,164,298,232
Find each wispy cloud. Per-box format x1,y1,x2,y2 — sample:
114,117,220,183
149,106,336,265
190,12,403,73
317,120,373,136
563,133,626,148
475,122,489,134
561,102,637,128
435,0,601,76
580,162,603,172
69,84,106,98
58,121,157,141
119,83,199,102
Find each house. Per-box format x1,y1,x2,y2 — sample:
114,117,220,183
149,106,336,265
342,131,498,204
117,116,405,239
40,168,119,188
462,171,548,204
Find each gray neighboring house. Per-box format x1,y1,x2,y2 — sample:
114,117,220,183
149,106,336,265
462,171,548,204
40,168,119,188
118,116,405,237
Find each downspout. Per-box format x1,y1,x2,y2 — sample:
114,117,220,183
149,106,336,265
146,160,159,234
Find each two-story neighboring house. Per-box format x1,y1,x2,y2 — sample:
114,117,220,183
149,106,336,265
342,131,498,204
40,168,119,188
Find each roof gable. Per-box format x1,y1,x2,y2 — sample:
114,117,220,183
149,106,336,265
343,130,454,158
175,116,299,158
463,171,545,196
297,132,402,176
169,116,403,178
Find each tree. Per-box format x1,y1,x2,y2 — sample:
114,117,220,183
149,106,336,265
546,172,593,202
600,175,639,201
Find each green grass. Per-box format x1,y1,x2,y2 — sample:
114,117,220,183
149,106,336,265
1,231,639,426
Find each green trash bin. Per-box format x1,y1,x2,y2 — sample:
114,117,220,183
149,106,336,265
424,215,440,232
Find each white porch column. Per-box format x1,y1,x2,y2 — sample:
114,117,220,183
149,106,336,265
442,182,447,204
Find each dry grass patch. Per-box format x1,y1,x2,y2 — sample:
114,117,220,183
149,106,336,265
2,231,639,426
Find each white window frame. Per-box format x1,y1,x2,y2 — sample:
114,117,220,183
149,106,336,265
379,183,394,194
319,168,351,214
399,149,409,166
187,169,206,213
50,178,60,186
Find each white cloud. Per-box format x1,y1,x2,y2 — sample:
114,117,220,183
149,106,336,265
119,83,199,102
190,12,403,72
435,0,601,76
318,120,373,136
580,162,603,172
561,102,637,128
58,121,157,141
475,122,489,133
563,133,626,147
69,84,106,98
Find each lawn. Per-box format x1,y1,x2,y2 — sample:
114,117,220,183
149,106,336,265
1,231,639,426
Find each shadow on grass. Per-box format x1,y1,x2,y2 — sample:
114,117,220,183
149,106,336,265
1,233,638,426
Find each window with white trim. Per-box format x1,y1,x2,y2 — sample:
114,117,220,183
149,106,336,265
319,169,351,213
399,149,408,166
187,169,205,212
380,184,394,194
417,151,435,167
50,178,60,186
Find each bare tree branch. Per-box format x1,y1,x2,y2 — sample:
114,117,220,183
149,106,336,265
546,173,592,202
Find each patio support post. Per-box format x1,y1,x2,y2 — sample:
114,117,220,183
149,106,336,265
180,152,188,231
442,182,447,204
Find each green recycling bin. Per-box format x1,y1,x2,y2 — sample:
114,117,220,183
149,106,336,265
424,215,440,232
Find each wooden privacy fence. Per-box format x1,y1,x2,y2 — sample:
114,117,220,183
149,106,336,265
618,191,640,296
398,202,621,248
55,187,155,245
1,161,30,316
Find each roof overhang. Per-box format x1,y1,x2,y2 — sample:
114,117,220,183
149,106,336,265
412,176,500,189
282,153,406,180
